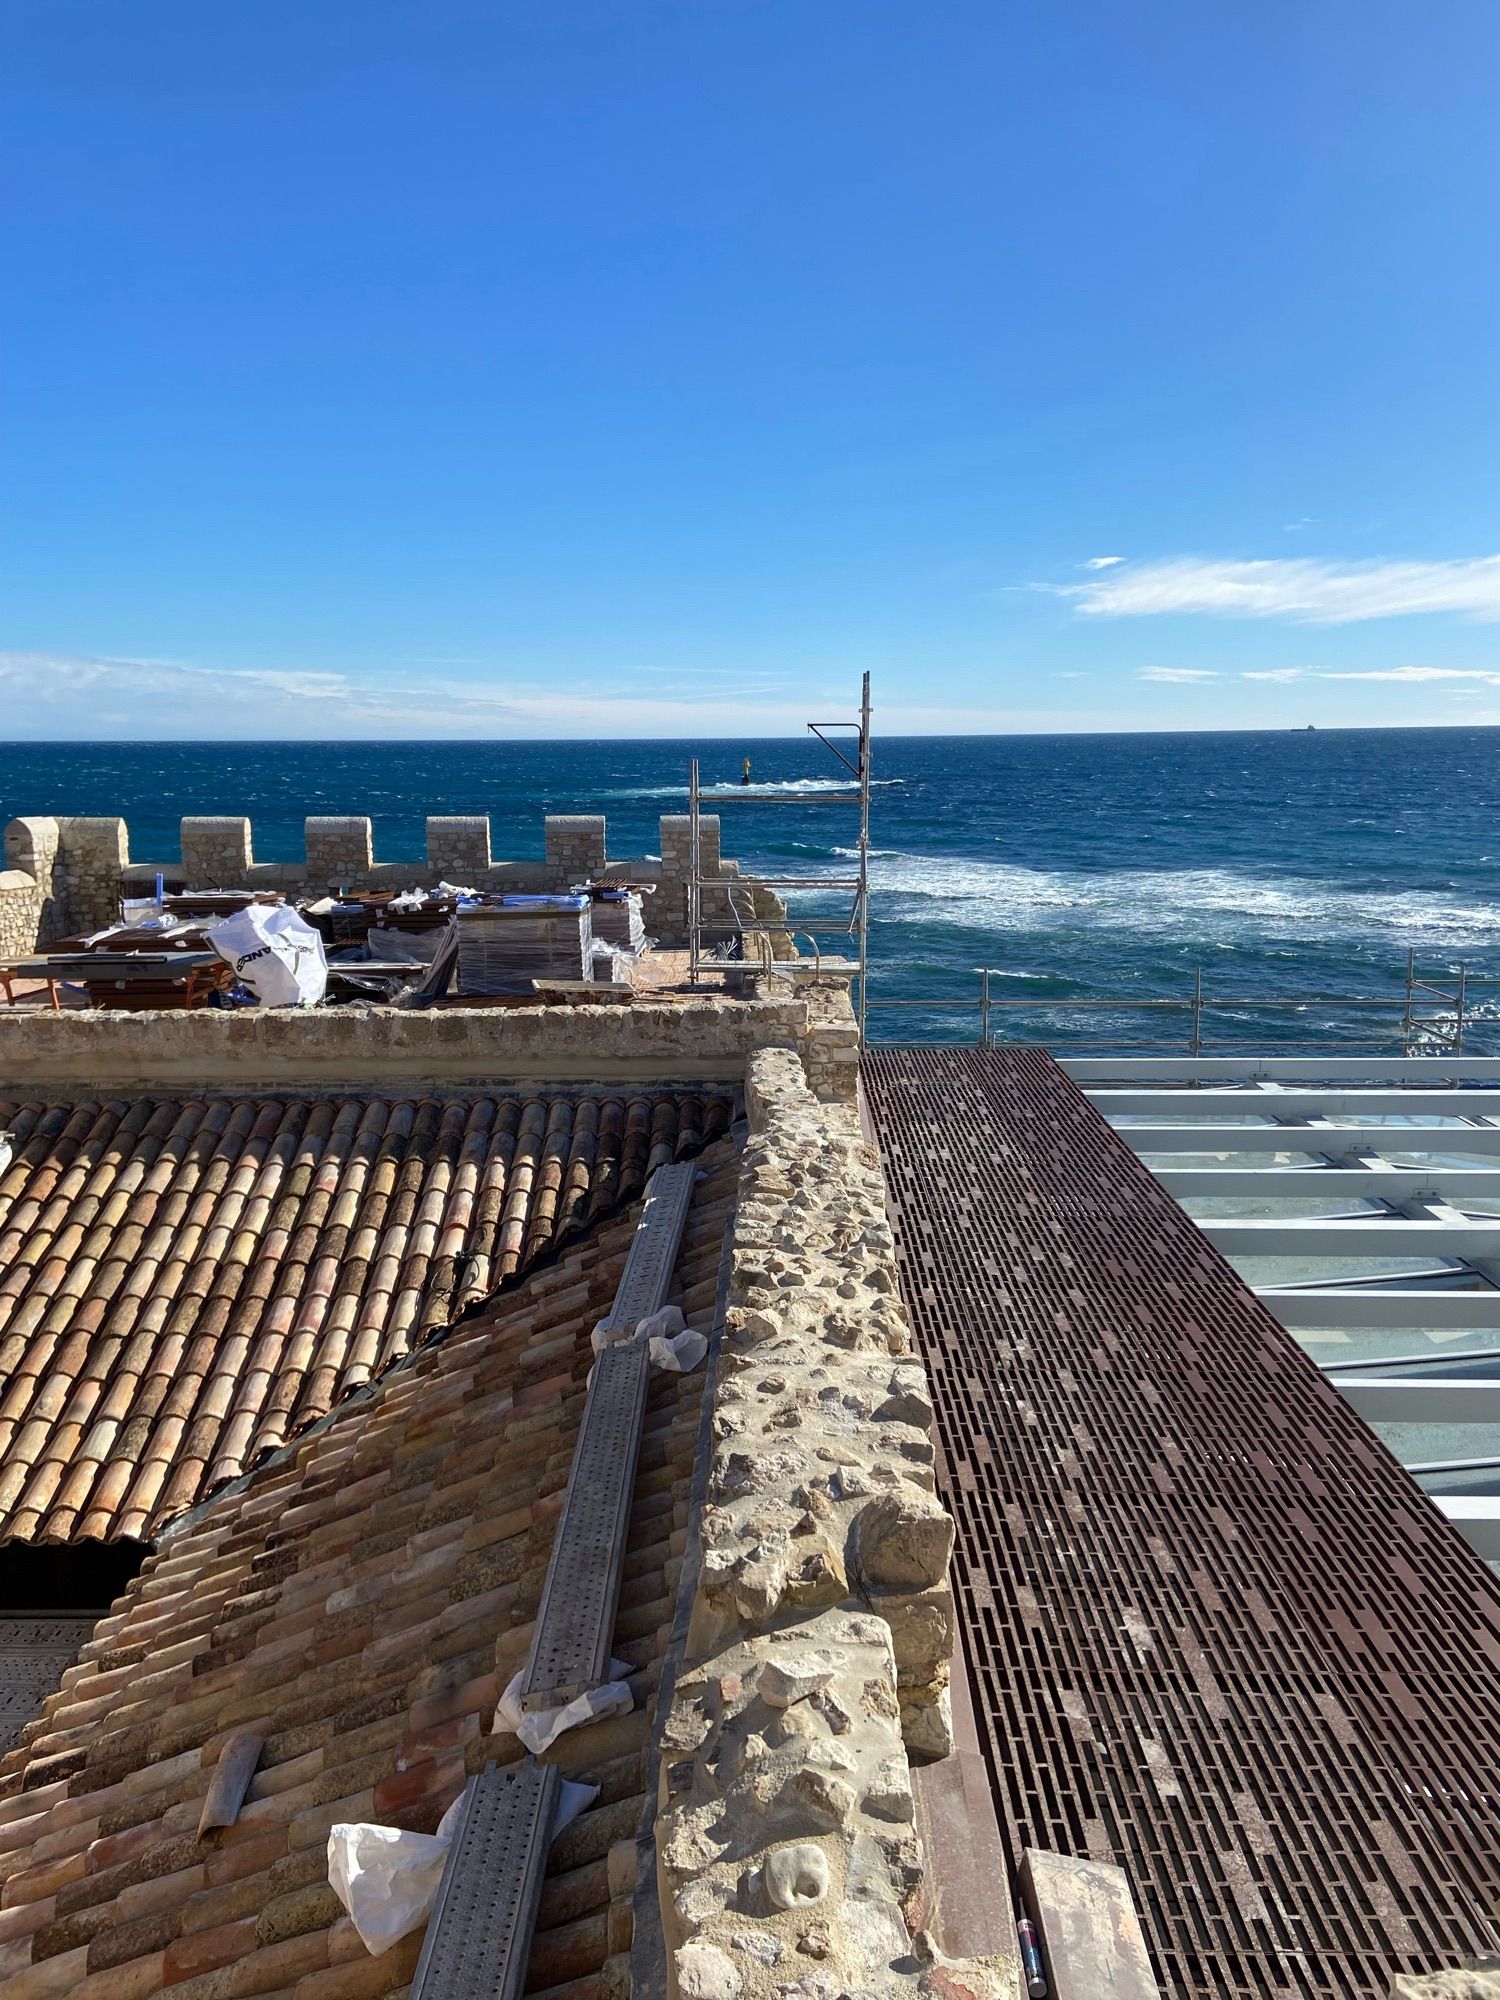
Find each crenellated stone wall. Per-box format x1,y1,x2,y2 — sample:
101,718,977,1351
0,809,789,955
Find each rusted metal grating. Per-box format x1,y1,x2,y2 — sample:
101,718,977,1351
411,1759,560,2000
863,1046,1500,2000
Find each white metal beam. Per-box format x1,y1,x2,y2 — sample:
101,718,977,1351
1119,1122,1500,1154
1435,1496,1500,1559
1335,1377,1500,1423
1156,1167,1500,1199
1257,1287,1500,1329
1066,1057,1500,1083
1090,1088,1500,1119
1204,1218,1499,1257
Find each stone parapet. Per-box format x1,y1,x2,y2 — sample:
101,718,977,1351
304,814,375,887
546,812,608,883
653,1049,996,2000
0,806,788,959
180,814,254,884
427,813,492,881
0,993,812,1090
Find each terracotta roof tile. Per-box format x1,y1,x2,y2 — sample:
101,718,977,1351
0,1137,735,1999
0,1089,732,1543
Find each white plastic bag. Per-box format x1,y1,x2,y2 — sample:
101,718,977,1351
494,1658,634,1754
327,1792,464,1955
327,1777,599,1955
207,904,328,1007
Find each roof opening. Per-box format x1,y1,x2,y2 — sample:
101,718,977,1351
0,1540,151,1754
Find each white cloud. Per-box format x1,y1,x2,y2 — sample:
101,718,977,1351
1083,555,1126,570
1138,666,1217,683
1241,664,1500,686
1058,553,1500,623
0,650,1120,740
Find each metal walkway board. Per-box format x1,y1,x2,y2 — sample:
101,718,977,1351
521,1336,652,1709
862,1046,1500,2000
411,1759,561,2000
597,1159,697,1335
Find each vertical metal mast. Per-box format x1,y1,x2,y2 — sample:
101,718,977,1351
685,675,872,1044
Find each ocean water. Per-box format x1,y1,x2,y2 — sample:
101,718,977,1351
3,728,1499,1049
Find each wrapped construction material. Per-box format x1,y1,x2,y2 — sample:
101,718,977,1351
588,889,646,954
455,895,592,995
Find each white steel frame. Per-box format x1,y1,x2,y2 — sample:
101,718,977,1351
1091,1056,1500,1560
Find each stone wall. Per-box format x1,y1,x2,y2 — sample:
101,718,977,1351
653,1048,996,2000
0,986,859,1096
0,808,789,954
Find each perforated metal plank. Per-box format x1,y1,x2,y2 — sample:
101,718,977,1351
411,1759,560,2000
597,1161,697,1335
0,1618,95,1753
521,1338,652,1709
863,1046,1500,2000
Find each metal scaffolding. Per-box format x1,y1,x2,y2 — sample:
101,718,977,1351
687,671,871,1041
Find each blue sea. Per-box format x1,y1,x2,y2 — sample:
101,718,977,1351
4,729,1499,1050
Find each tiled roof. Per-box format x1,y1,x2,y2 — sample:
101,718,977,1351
0,1089,732,1544
0,1137,736,2000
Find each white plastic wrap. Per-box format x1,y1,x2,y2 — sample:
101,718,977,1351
327,1777,599,1955
206,904,328,1007
493,1658,634,1754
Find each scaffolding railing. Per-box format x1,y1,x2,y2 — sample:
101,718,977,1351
863,956,1500,1055
688,671,871,1039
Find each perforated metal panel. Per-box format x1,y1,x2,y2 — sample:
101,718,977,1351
597,1161,697,1336
863,1047,1500,2000
521,1339,652,1709
0,1618,95,1752
410,1760,560,2000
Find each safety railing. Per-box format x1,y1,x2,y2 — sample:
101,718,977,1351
862,958,1500,1055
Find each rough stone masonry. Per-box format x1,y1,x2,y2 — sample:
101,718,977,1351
654,1049,1007,2000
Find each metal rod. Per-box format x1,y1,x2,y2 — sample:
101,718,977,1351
980,966,991,1047
857,670,870,1048
1190,967,1203,1058
1456,965,1469,1056
688,756,700,987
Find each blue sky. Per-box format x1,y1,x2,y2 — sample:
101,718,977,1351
2,0,1496,739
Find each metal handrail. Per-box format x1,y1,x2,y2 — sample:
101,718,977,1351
861,959,1495,1056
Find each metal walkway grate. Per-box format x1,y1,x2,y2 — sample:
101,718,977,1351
863,1046,1500,2000
411,1760,561,2000
521,1159,696,1711
595,1160,698,1336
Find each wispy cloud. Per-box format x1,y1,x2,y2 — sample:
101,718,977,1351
1055,553,1500,624
0,649,1114,740
1083,555,1126,570
1138,665,1217,683
1241,664,1500,686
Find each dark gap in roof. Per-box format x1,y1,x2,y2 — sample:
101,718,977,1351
0,1537,151,1613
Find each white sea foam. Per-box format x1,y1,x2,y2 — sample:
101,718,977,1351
791,852,1500,949
608,778,904,799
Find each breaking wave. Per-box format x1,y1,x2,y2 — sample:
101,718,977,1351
607,778,904,799
790,852,1500,950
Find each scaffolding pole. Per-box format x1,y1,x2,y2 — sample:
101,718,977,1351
687,672,872,1042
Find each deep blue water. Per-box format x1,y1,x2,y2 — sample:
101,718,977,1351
4,730,1499,1049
